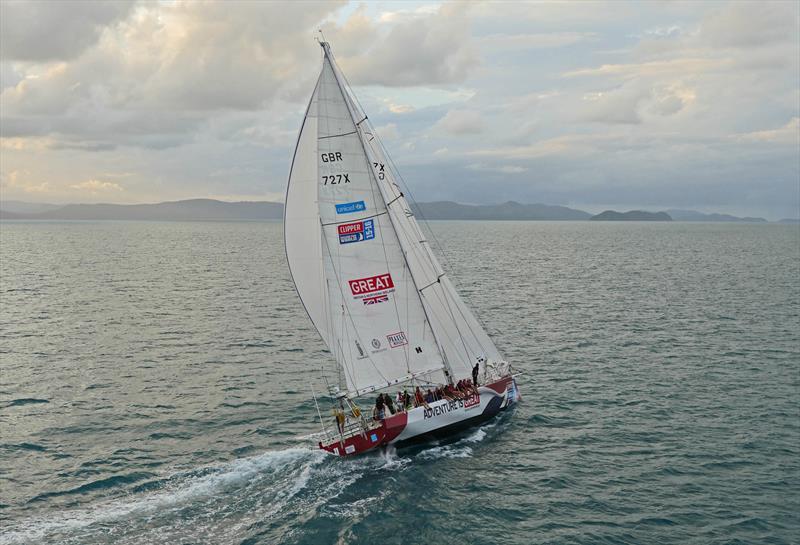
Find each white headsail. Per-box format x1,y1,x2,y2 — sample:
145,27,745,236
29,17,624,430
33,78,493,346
285,43,502,397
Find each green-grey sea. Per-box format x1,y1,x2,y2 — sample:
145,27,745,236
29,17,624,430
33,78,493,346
1,220,798,544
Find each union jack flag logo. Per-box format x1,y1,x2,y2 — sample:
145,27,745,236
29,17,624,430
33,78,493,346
363,295,388,305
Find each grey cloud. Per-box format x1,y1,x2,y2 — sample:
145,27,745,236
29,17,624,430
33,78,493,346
574,82,692,125
0,1,345,150
0,0,136,61
401,131,799,219
577,84,648,125
0,1,797,220
48,140,117,152
336,3,478,87
700,1,799,48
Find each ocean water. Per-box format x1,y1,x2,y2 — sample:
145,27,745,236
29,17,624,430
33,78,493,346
0,220,798,545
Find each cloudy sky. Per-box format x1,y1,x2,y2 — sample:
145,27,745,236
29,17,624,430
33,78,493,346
1,0,798,219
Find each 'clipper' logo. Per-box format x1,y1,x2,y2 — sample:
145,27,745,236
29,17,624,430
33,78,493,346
338,219,375,244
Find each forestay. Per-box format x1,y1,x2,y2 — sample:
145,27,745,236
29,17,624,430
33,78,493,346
285,42,503,397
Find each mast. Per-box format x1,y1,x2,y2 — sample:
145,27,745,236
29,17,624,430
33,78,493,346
320,42,457,384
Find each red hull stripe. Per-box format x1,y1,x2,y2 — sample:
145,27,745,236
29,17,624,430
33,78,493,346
320,375,514,456
484,375,512,394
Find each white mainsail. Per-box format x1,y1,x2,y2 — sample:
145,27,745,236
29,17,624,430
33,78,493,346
285,43,502,397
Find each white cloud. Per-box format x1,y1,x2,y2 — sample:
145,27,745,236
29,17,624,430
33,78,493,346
467,163,527,174
1,169,51,193
433,109,486,135
564,58,725,79
735,117,800,144
479,32,594,50
574,81,696,125
374,122,400,140
378,5,439,24
70,179,124,192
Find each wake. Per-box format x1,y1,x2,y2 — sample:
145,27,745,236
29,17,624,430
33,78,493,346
2,419,508,544
1,447,324,545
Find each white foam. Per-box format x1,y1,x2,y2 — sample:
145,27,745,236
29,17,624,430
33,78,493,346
292,430,326,441
412,421,496,460
320,488,389,520
377,444,407,469
417,444,474,460
462,427,487,443
1,447,323,545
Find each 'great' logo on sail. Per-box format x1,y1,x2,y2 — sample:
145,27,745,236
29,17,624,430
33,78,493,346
349,273,395,305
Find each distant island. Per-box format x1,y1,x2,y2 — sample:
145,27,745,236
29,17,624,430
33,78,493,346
0,199,283,221
0,199,774,223
666,209,767,223
411,201,591,221
590,210,673,221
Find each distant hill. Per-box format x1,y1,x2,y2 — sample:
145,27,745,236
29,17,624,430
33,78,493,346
0,200,64,214
1,198,591,221
0,210,26,219
590,210,673,221
0,198,780,223
666,209,767,223
412,201,591,220
0,199,283,221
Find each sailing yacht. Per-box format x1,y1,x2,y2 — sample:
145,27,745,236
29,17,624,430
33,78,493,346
284,41,519,457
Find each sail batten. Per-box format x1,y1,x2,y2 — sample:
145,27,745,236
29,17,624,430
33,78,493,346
285,43,503,397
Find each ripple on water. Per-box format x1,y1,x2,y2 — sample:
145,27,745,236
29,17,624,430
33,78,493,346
0,221,797,545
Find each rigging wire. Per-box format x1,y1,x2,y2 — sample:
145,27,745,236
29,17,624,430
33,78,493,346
317,57,387,393
325,50,430,378
327,55,413,375
331,61,503,360
331,62,505,358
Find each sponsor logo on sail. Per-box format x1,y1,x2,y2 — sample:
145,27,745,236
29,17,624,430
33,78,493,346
338,219,375,244
355,340,366,358
371,338,381,349
349,273,395,305
335,200,366,214
386,331,408,348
